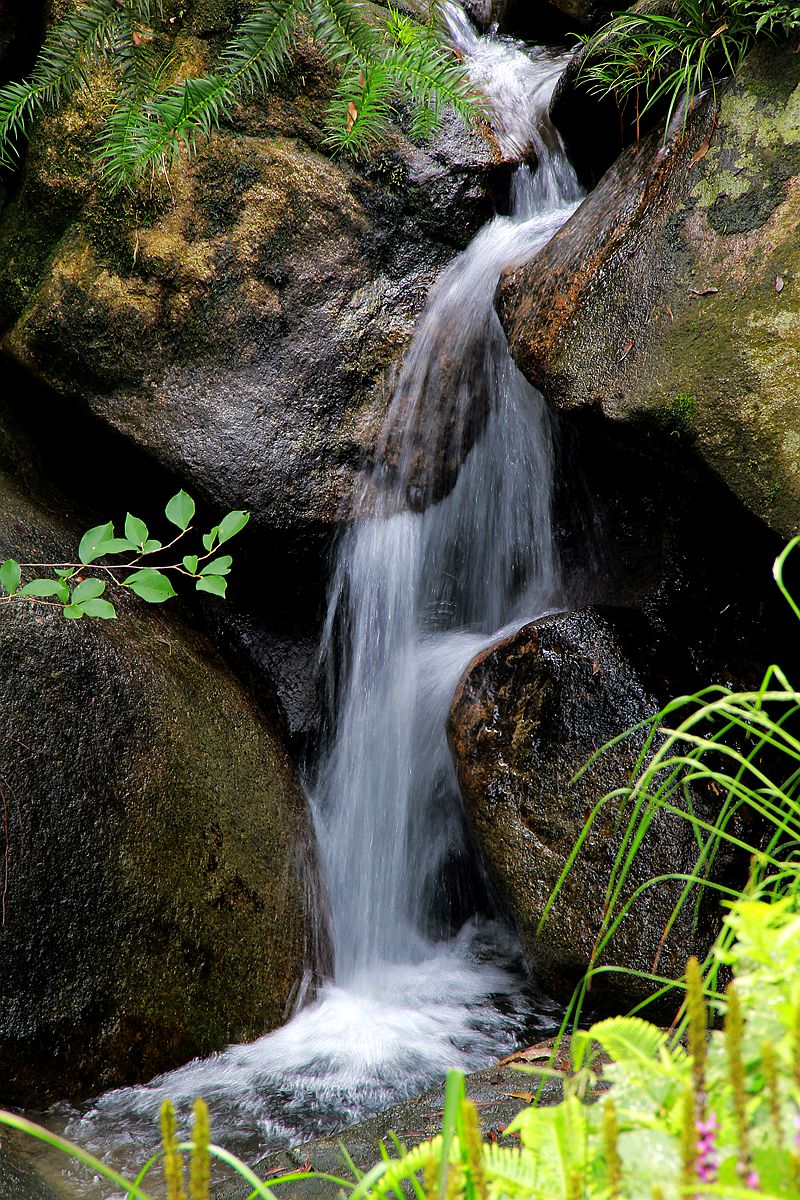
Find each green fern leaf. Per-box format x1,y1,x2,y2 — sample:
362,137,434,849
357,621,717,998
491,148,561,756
307,0,380,66
588,1016,671,1067
0,0,120,166
323,64,395,153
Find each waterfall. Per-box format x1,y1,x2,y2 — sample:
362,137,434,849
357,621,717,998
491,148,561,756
61,10,584,1186
313,25,583,984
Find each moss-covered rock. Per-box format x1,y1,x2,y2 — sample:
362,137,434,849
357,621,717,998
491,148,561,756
498,42,800,538
0,6,509,537
0,439,312,1107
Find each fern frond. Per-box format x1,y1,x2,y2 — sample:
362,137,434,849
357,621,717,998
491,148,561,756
0,0,120,166
482,1144,545,1197
219,0,307,93
348,1136,442,1200
382,38,479,127
100,0,304,186
307,0,380,66
323,64,395,154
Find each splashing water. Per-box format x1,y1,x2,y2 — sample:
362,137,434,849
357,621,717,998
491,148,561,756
55,12,583,1193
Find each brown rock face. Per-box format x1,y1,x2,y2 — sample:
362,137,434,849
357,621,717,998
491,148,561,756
0,408,312,1107
0,5,509,538
498,42,800,538
448,610,729,1013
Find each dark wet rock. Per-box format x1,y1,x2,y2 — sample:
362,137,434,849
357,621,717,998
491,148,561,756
0,410,312,1107
462,0,576,39
549,1,677,188
499,41,800,538
447,609,739,1013
212,1055,565,1199
0,3,511,540
0,1139,60,1200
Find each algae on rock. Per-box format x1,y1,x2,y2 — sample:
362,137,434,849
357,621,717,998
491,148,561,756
499,41,800,538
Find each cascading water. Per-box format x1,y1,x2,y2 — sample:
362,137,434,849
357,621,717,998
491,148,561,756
56,11,584,1192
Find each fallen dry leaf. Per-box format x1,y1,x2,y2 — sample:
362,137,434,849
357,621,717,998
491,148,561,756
688,139,710,166
776,275,785,293
690,287,719,297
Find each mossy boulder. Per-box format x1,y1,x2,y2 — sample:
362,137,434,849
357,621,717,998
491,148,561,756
498,42,800,538
0,5,508,537
0,445,311,1107
447,609,729,1012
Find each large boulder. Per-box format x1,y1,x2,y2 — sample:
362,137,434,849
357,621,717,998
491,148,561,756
447,609,739,1012
0,440,312,1107
498,41,800,538
0,2,510,538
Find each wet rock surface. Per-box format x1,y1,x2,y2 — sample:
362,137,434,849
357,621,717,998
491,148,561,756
448,608,749,1012
212,1055,564,1199
0,1140,60,1200
0,404,312,1107
499,41,800,538
0,1,510,540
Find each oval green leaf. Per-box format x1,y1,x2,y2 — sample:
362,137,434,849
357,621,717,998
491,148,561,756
122,568,177,604
18,579,68,600
182,554,199,575
72,578,106,605
124,514,149,547
202,528,219,553
141,539,163,555
196,575,227,598
62,605,84,620
217,510,250,545
0,559,21,595
200,556,232,577
165,490,196,531
79,598,117,619
78,521,115,565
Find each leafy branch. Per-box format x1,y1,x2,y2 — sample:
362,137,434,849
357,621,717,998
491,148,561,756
0,490,249,620
0,0,483,189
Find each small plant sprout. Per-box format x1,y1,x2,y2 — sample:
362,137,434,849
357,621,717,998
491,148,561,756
0,490,249,619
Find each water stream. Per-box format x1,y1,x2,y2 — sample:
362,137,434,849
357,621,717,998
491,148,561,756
54,10,584,1192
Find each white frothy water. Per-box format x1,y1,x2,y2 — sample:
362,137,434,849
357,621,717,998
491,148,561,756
57,13,583,1194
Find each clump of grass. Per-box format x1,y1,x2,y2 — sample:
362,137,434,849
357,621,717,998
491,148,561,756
577,0,800,141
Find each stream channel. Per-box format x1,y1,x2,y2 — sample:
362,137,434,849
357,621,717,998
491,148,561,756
45,9,587,1195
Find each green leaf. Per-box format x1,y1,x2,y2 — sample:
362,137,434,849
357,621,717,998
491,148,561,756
124,513,149,546
72,578,106,604
123,568,177,603
182,554,199,574
18,578,69,600
200,555,232,576
54,567,76,579
589,1016,669,1068
165,490,195,531
195,575,227,598
202,528,219,552
79,597,116,619
78,521,115,564
62,604,84,619
95,537,139,556
0,559,21,595
141,539,162,554
217,510,250,545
